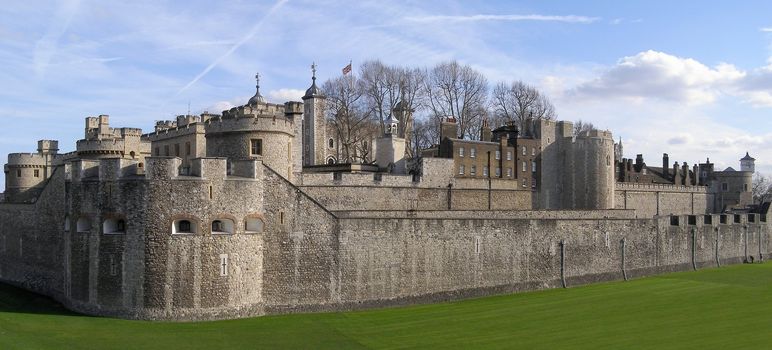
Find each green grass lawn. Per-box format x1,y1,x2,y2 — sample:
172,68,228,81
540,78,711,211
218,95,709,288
2,264,772,349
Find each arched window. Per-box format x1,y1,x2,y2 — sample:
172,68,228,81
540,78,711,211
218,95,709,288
103,217,127,234
173,219,197,234
326,157,336,165
211,218,235,234
76,217,91,233
245,217,265,233
328,138,334,149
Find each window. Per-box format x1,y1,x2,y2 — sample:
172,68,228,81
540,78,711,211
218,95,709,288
606,155,610,166
459,165,465,175
173,219,195,234
721,183,728,191
470,165,477,176
522,161,527,172
532,161,537,172
507,151,512,161
328,138,334,149
250,139,262,156
470,148,476,158
522,146,526,155
495,167,501,177
211,219,234,234
174,144,180,157
186,142,191,156
532,148,536,156
459,147,465,157
495,150,500,160
16,169,21,177
219,254,228,277
483,166,489,177
507,168,512,177
76,217,91,233
245,217,264,233
743,184,749,192
103,218,126,234
34,169,39,177
164,145,170,156
212,220,223,232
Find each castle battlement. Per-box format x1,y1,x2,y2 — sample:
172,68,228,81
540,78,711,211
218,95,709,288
143,122,205,140
6,153,51,166
205,113,296,136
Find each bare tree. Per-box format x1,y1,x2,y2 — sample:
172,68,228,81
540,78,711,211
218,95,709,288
491,80,556,130
425,61,488,141
322,75,373,163
359,61,426,158
752,173,772,204
411,116,439,156
573,119,596,136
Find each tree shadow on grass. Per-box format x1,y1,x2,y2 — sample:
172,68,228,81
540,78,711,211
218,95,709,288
0,282,81,317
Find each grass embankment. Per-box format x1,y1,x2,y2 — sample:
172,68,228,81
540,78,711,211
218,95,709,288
1,264,771,349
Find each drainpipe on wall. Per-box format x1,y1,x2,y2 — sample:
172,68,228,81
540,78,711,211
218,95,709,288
621,238,628,281
559,240,566,288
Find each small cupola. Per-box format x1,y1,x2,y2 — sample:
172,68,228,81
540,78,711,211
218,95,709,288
303,62,324,100
248,72,265,105
386,115,400,135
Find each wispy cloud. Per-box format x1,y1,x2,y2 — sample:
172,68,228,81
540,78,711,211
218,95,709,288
33,0,81,78
404,14,600,24
174,0,289,97
760,27,772,32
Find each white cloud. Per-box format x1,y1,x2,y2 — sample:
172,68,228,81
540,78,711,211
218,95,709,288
570,50,745,105
268,88,305,103
760,27,772,32
405,14,599,24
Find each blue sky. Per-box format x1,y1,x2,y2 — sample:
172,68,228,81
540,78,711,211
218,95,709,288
2,0,772,187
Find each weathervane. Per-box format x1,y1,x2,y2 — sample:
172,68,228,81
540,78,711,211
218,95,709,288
255,72,260,89
311,62,317,82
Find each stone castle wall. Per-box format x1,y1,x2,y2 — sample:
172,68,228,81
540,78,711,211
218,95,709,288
0,157,767,321
615,182,713,217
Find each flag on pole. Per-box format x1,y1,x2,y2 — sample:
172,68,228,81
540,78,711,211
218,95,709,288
342,61,352,75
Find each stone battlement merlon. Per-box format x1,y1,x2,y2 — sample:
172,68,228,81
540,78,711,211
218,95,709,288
204,114,296,135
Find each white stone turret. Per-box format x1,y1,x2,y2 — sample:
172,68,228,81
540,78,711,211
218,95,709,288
740,152,755,173
302,63,326,167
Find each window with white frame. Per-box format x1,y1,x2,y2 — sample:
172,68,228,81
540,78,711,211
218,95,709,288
470,147,476,158
532,148,536,156
522,161,527,172
459,147,464,157
483,166,489,177
522,146,526,155
470,165,477,176
507,167,512,177
245,217,265,233
507,151,512,161
495,150,500,160
495,167,501,177
211,219,235,234
459,165,465,175
532,161,537,172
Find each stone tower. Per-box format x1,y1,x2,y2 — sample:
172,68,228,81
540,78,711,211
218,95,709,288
376,115,406,173
302,63,326,167
740,152,755,173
